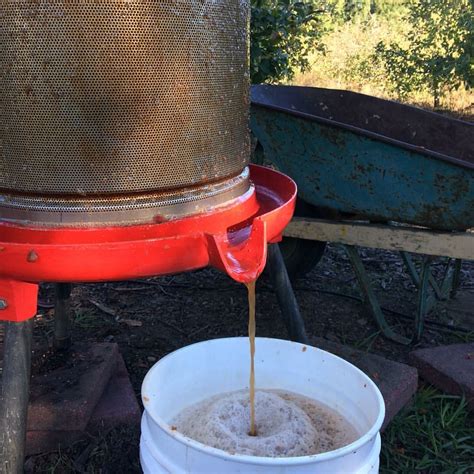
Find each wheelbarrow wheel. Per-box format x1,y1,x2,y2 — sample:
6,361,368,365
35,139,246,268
278,198,327,279
279,237,326,279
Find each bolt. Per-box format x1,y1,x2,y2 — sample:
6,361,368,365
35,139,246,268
0,299,8,310
27,249,39,263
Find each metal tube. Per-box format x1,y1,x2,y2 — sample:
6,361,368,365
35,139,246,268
267,243,309,344
53,283,72,350
0,319,33,474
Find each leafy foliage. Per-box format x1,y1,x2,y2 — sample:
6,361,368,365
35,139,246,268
325,0,405,23
375,0,473,107
249,0,410,84
370,0,407,16
324,0,370,23
250,0,325,83
344,0,371,19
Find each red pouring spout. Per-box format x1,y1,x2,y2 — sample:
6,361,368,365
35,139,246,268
208,165,297,283
207,218,268,284
0,165,296,321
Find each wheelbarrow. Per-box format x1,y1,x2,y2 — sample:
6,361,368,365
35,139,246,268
251,84,474,344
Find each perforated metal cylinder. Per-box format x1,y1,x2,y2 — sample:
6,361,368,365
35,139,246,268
0,0,250,225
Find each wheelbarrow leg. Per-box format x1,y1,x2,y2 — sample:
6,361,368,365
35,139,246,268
344,245,411,345
415,256,433,342
54,283,72,350
1,319,33,474
401,252,460,304
451,259,463,298
267,243,309,344
436,258,461,301
401,252,441,304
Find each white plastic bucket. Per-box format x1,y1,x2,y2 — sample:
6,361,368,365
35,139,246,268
140,337,385,473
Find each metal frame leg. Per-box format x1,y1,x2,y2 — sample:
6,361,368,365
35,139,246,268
344,245,412,344
267,243,309,344
1,319,33,474
54,283,72,350
401,251,442,301
451,259,463,298
435,257,459,302
346,246,438,344
0,280,38,473
415,257,433,342
401,252,460,304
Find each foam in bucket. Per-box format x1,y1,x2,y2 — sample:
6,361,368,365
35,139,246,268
171,389,358,457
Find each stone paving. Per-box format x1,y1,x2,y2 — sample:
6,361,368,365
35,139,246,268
310,336,418,430
1,343,141,455
410,343,474,411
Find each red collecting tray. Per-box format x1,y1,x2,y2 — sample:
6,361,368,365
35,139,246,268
0,165,296,321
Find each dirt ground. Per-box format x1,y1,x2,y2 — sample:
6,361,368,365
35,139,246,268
22,243,474,472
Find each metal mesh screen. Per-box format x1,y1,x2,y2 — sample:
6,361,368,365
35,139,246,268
0,0,250,199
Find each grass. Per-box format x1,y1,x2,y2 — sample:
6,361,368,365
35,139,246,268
353,330,382,352
381,386,474,473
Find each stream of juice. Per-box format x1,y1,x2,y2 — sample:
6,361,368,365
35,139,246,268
246,280,257,436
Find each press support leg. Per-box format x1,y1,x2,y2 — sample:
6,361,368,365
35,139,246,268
267,243,308,344
54,283,72,350
1,319,33,474
0,280,38,473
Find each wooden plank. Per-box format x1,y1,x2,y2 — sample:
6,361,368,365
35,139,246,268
284,218,474,260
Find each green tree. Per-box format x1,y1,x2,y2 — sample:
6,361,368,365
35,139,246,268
344,0,371,20
376,0,473,107
325,0,346,21
250,0,325,83
325,0,372,23
370,0,406,16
